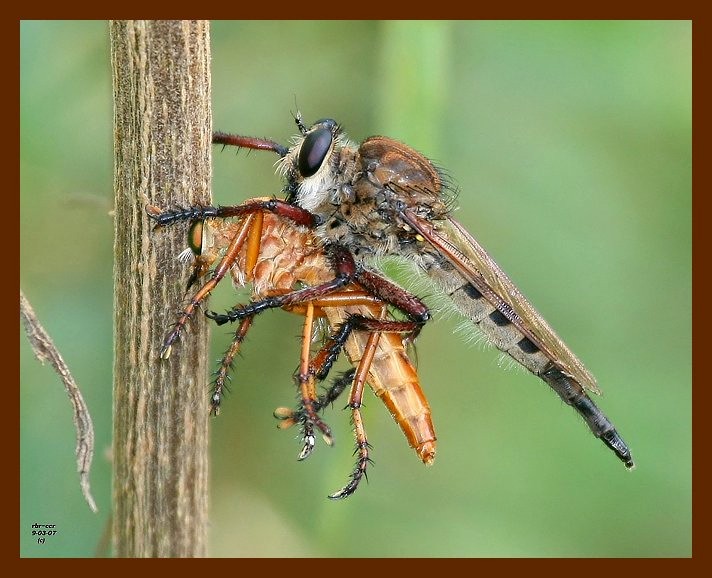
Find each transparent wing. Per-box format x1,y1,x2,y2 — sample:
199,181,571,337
402,210,600,395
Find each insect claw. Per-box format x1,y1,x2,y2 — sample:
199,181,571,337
327,480,358,500
328,447,370,499
298,434,316,460
209,393,222,415
160,344,172,359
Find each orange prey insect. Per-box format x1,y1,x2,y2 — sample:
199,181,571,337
148,200,435,498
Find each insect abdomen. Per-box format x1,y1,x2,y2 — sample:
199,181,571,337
426,260,634,469
427,262,551,377
326,306,437,465
368,339,437,465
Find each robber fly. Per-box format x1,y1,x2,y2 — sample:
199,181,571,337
148,201,435,498
204,114,634,471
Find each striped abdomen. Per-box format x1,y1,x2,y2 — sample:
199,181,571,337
425,258,633,468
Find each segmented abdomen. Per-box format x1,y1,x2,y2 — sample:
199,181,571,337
325,305,437,465
426,261,551,376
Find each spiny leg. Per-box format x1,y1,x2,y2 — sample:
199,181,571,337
206,246,431,337
274,369,355,430
356,269,431,339
277,288,390,382
272,318,354,432
206,209,269,413
210,316,254,416
272,313,359,433
310,313,422,382
294,302,334,460
158,214,254,358
275,294,410,458
328,326,383,500
206,245,358,326
274,290,420,429
272,318,362,431
317,369,355,411
146,198,317,229
150,200,275,360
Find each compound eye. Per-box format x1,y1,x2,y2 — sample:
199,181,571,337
298,127,333,178
187,220,204,255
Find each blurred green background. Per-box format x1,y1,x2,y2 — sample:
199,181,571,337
20,21,691,557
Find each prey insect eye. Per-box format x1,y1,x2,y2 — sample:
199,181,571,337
188,220,204,255
298,127,333,178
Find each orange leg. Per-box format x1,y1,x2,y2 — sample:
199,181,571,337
285,288,420,379
328,317,383,500
274,289,418,422
160,214,255,359
205,209,266,414
294,302,335,459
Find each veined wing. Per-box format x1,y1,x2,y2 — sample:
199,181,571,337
401,209,600,395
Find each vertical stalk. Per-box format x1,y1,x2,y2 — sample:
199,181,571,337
110,20,211,557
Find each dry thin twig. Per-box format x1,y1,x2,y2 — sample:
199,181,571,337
20,289,98,513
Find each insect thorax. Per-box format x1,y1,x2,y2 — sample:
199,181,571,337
297,140,451,264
